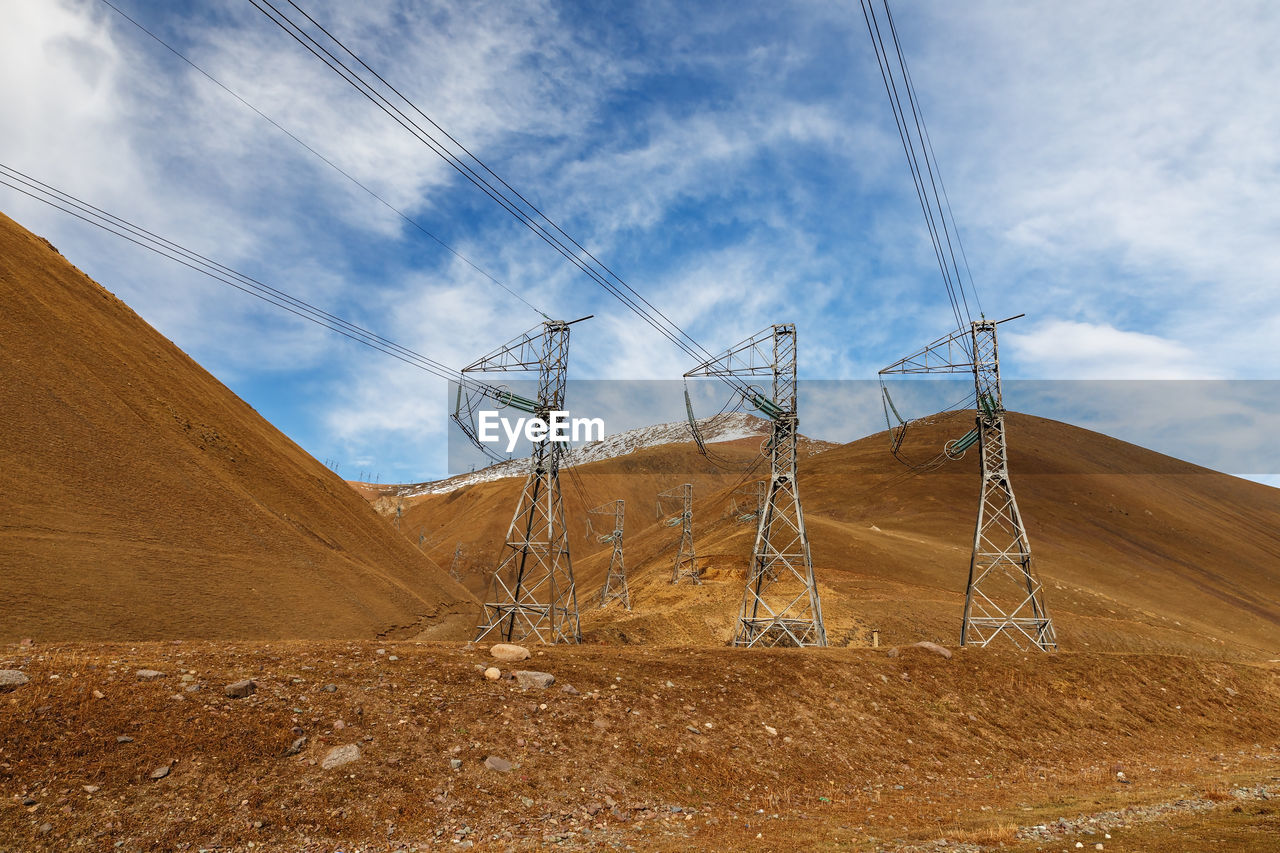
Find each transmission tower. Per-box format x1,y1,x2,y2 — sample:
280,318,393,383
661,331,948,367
879,316,1057,650
589,500,630,610
727,479,766,525
448,542,464,583
685,324,826,647
452,317,591,644
657,484,699,584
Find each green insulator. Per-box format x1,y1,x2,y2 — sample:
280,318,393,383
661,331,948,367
499,391,540,413
750,393,784,419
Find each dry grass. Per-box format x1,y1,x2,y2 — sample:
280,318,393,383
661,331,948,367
2,640,1278,850
943,821,1020,845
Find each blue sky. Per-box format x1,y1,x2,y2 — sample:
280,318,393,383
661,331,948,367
3,0,1279,482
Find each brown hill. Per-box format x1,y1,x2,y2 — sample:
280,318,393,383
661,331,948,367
0,210,474,641
393,411,1280,659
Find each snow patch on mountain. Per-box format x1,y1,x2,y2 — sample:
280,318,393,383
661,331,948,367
393,412,774,497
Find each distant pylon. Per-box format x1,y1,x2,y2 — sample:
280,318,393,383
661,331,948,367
728,479,766,525
658,484,699,584
686,324,826,647
454,318,587,644
590,500,630,610
448,542,464,583
880,316,1057,650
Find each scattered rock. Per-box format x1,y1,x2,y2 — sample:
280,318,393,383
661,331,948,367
323,684,338,693
450,758,463,770
686,726,704,736
321,744,361,770
763,724,778,737
333,720,346,730
116,736,134,744
0,670,30,691
82,785,99,793
885,647,900,658
912,641,953,659
514,671,555,689
92,689,105,699
484,755,512,772
149,764,171,780
224,679,256,699
135,669,165,681
484,667,501,681
490,644,532,662
285,736,307,756
38,823,52,835
185,684,201,693
560,683,580,695
22,797,37,806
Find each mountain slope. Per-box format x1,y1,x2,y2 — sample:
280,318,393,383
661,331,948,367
391,409,1280,659
0,210,474,640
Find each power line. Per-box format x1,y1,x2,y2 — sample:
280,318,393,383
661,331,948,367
246,0,745,391
859,0,982,338
0,161,491,392
95,0,550,322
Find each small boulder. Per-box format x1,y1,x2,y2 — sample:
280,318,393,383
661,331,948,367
135,669,165,681
484,755,512,772
912,641,952,659
321,744,361,770
0,670,30,692
490,644,531,662
514,671,555,689
484,667,501,681
224,679,257,699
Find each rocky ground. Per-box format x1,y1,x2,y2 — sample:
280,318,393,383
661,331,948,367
2,640,1277,851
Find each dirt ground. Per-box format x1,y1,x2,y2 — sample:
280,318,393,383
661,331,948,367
2,640,1276,851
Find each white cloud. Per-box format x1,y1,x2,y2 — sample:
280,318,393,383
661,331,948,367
1003,319,1212,379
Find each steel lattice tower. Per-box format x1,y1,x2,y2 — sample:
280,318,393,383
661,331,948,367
961,321,1057,649
686,324,827,647
658,484,699,584
590,500,630,609
880,316,1057,651
456,319,583,644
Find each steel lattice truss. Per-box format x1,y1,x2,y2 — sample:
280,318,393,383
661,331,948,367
657,484,699,584
463,320,582,645
687,324,827,648
590,499,630,610
726,480,766,525
881,317,1057,651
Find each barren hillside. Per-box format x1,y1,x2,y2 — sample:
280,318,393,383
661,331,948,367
388,411,1280,659
0,211,474,641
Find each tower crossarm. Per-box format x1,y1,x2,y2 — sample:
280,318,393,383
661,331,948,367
879,314,1025,376
684,325,796,420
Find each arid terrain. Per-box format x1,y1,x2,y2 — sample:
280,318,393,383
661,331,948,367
0,211,473,642
1,209,1278,851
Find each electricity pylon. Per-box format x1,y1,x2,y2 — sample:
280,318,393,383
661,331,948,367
727,479,766,525
452,317,591,644
448,542,464,583
589,500,630,609
657,484,699,584
879,315,1057,650
686,324,827,647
